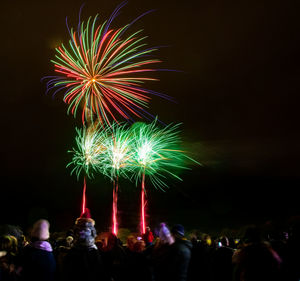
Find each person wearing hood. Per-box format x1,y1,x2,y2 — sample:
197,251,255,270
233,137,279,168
20,219,56,281
152,222,174,281
61,208,108,281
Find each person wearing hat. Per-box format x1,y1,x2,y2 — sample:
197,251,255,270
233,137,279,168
19,219,56,281
168,224,192,281
62,209,109,281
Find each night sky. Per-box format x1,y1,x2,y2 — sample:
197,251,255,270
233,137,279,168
1,0,299,234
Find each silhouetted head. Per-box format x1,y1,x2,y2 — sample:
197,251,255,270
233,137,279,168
171,224,185,239
220,236,229,247
159,222,174,244
243,226,262,244
0,235,18,255
133,240,145,253
73,216,97,248
31,219,50,241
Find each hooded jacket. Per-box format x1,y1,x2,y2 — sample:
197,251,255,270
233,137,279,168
169,238,193,281
154,238,192,281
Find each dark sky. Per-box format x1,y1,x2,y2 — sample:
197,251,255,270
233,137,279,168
1,0,299,234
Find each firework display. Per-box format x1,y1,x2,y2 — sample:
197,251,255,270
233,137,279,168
45,2,172,126
68,121,198,233
68,121,190,188
47,3,199,235
68,123,133,235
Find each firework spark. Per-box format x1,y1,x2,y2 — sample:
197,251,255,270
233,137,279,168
98,123,134,180
129,120,198,233
130,120,189,190
67,125,108,217
99,123,133,236
45,3,172,126
67,125,107,179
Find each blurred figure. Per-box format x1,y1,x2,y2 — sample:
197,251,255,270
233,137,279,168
152,223,174,281
99,232,127,281
95,232,110,252
65,236,73,248
142,227,154,247
0,235,19,281
285,220,300,281
168,224,192,281
154,223,192,281
55,235,74,280
62,209,108,281
126,235,137,252
158,223,174,245
188,232,213,281
212,236,234,281
232,225,282,281
0,236,18,257
126,236,153,281
0,225,24,251
19,219,56,281
202,233,213,247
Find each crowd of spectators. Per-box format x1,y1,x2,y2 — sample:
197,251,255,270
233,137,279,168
0,210,299,281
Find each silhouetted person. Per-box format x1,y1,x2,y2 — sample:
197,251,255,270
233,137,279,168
188,233,213,281
62,209,108,281
233,226,282,281
285,221,300,281
152,222,174,281
212,236,234,281
142,227,154,247
0,235,19,281
126,237,153,281
99,232,127,281
0,225,24,251
19,219,56,281
166,224,192,281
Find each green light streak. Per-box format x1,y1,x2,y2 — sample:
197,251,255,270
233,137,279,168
129,120,190,190
67,126,107,179
67,121,200,189
98,123,134,180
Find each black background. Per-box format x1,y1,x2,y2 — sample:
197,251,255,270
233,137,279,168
1,0,299,234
